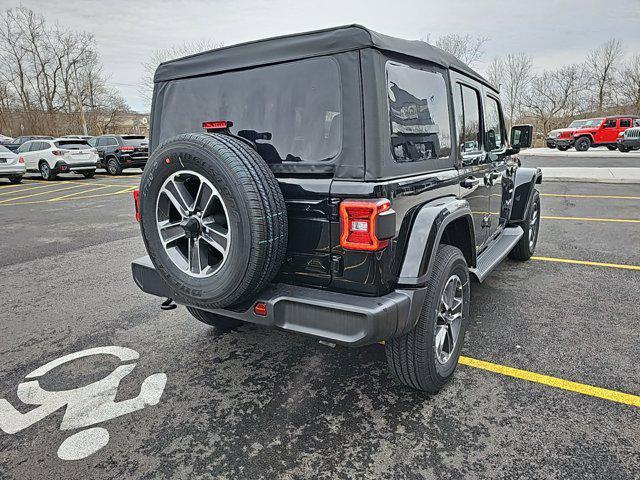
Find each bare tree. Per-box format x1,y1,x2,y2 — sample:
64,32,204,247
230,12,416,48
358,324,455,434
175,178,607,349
485,53,532,128
139,40,223,108
620,55,640,113
524,64,586,135
0,6,131,136
586,38,623,114
421,33,488,67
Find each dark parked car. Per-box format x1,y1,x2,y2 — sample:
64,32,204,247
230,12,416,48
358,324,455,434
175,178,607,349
131,25,541,393
89,135,148,175
5,135,53,152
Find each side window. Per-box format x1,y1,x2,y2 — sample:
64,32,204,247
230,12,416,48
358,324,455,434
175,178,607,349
453,84,482,155
635,119,640,127
386,62,452,165
16,142,30,153
30,142,42,152
88,138,97,147
106,137,118,146
620,119,631,128
96,138,107,147
603,119,616,128
484,96,505,151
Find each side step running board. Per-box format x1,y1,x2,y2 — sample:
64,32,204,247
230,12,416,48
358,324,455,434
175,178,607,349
469,226,523,282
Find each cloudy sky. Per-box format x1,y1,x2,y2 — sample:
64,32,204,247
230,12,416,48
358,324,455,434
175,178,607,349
6,0,640,112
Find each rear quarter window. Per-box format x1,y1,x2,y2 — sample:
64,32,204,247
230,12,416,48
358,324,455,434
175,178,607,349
386,61,452,166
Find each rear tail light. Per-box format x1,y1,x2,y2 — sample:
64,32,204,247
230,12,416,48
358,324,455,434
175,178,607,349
120,146,135,152
18,156,24,163
203,120,233,132
339,199,395,251
133,188,140,222
52,150,64,156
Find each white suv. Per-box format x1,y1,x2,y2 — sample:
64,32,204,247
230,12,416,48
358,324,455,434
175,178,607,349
17,138,99,180
0,144,25,184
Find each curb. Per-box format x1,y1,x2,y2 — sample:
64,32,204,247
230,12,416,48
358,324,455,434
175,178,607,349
543,177,640,184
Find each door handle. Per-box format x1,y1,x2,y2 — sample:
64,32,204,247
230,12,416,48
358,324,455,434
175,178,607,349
460,176,481,189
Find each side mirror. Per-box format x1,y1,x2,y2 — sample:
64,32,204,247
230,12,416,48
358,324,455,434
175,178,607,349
510,124,533,150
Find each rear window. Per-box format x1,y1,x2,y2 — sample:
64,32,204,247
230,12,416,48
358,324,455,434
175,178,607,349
155,57,342,163
121,136,148,147
54,140,90,149
0,145,11,153
386,62,452,164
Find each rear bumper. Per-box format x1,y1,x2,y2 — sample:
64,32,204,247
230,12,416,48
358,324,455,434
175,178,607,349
131,256,426,346
0,165,26,175
55,160,97,172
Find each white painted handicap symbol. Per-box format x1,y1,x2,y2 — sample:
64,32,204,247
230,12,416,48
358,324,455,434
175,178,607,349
0,346,167,460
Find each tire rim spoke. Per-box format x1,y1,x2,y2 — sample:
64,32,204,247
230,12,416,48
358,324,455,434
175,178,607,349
435,274,464,365
156,170,231,278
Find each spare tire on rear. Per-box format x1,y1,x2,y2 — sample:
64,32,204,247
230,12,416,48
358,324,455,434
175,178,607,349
139,132,288,309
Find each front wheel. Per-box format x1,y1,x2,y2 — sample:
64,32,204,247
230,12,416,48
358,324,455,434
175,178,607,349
386,245,470,393
557,145,569,151
509,189,540,261
606,145,617,151
574,137,591,152
618,145,630,153
186,307,243,332
8,175,22,184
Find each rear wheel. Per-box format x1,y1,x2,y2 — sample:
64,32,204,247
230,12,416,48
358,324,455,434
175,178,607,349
8,175,22,184
574,137,591,152
606,145,617,151
39,162,56,181
186,306,243,332
82,170,95,178
107,157,122,175
386,245,470,393
557,145,569,151
618,145,630,153
509,189,540,261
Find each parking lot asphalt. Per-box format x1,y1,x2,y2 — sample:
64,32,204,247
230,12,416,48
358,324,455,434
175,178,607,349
1,171,639,479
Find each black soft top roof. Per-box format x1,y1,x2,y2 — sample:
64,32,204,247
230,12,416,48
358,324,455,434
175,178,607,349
154,24,495,91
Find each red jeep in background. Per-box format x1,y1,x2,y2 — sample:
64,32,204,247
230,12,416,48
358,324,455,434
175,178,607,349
572,115,640,151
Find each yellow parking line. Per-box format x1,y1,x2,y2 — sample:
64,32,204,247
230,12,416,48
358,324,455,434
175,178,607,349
541,193,640,200
542,215,640,223
68,186,135,200
0,183,56,196
531,256,640,271
48,185,112,201
458,356,640,408
0,184,85,203
0,186,135,206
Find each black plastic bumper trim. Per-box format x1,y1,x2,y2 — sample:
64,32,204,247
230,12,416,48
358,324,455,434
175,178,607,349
131,256,426,346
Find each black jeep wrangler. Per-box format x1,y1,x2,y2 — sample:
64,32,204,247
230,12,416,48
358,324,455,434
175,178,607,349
132,25,541,392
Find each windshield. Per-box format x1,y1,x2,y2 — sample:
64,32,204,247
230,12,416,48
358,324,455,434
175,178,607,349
581,118,603,128
155,57,342,164
54,140,91,149
568,120,587,128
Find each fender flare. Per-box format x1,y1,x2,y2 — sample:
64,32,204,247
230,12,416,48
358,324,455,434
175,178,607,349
397,196,475,288
509,167,542,223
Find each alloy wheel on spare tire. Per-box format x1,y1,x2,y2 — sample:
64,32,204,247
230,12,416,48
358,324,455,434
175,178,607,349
139,132,287,309
574,137,591,152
